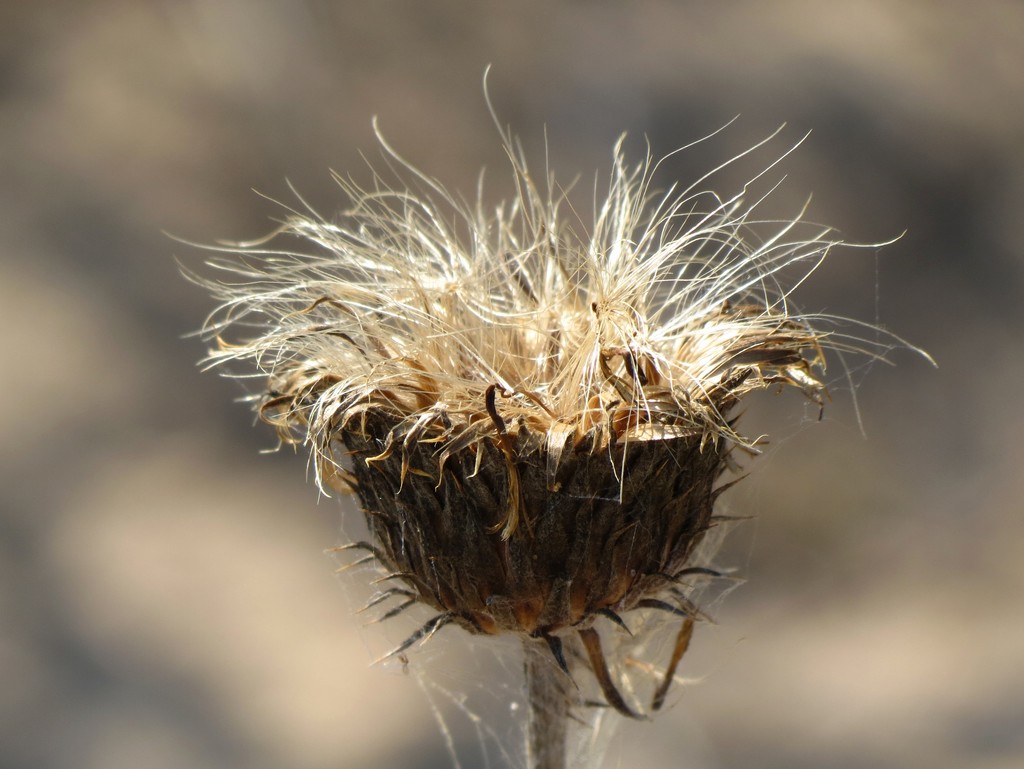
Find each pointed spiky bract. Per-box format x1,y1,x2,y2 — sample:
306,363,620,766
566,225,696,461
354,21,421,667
196,126,900,714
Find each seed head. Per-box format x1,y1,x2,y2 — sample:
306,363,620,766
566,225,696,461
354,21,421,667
195,122,906,719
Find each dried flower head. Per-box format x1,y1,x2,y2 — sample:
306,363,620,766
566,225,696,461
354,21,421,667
194,118,918,766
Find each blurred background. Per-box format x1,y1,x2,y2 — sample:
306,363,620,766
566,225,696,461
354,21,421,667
2,1,1022,768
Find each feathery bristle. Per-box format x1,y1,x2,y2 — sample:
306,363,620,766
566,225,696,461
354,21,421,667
196,126,892,505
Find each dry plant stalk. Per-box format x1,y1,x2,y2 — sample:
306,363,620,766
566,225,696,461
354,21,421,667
194,119,917,769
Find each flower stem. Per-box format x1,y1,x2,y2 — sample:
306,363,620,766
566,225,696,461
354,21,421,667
523,636,572,769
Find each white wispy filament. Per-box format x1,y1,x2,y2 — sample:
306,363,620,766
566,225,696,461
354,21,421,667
197,124,909,503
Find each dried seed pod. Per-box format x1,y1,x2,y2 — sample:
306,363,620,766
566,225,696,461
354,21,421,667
194,119,922,762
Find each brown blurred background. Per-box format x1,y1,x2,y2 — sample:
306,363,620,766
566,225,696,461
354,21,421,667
2,2,1022,768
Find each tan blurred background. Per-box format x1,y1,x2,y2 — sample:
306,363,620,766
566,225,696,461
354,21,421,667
2,1,1022,768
